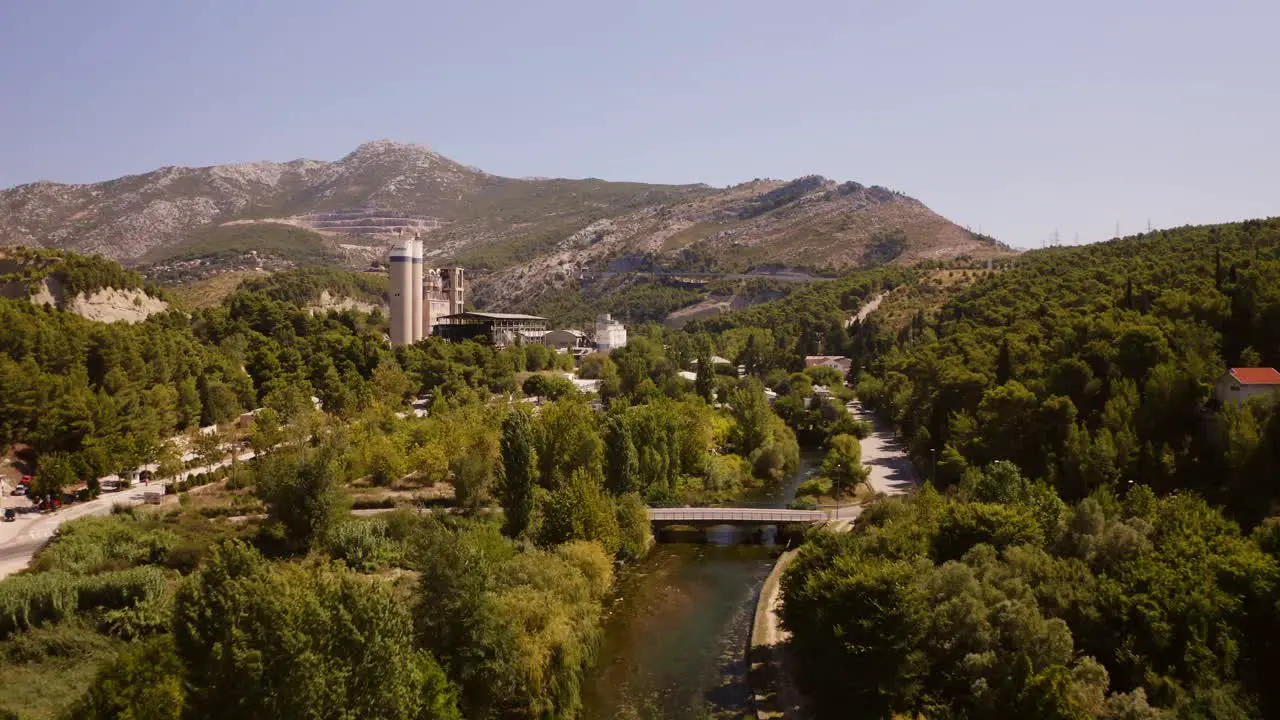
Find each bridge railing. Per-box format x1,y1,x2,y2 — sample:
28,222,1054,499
647,508,826,523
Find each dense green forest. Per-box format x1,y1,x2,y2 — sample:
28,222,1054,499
142,223,339,266
234,266,389,306
849,219,1280,523
783,471,1280,719
689,266,916,364
761,219,1280,719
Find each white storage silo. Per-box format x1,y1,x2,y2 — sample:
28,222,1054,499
388,239,415,346
410,237,424,341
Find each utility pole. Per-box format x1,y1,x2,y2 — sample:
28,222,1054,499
1115,220,1120,238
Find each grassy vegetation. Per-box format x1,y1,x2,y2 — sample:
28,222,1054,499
166,269,269,309
144,222,338,265
0,618,127,719
661,221,729,252
235,266,388,306
528,275,706,328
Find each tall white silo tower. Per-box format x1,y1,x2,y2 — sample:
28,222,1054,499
410,236,424,341
388,238,415,346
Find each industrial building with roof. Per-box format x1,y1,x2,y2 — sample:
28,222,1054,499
432,312,550,347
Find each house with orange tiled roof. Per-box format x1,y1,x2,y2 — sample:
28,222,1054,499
1215,367,1280,405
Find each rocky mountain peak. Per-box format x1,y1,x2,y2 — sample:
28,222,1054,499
341,140,440,164
0,141,1009,287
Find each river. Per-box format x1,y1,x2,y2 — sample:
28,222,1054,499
579,450,824,720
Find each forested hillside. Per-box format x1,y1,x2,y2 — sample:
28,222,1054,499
849,218,1280,523
764,218,1280,719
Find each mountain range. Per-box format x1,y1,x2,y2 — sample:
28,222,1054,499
0,140,1010,305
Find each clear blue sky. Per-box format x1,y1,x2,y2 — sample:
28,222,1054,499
2,0,1277,248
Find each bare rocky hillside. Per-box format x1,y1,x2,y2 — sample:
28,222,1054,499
0,140,1011,301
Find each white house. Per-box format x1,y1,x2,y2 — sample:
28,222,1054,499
1215,367,1280,406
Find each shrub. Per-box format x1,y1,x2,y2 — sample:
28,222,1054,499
2,617,116,664
704,454,755,497
60,635,186,720
30,515,177,575
0,567,168,639
615,493,652,561
102,592,174,640
522,373,576,399
796,477,832,498
327,518,394,572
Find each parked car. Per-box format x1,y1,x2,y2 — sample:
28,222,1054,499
10,485,26,496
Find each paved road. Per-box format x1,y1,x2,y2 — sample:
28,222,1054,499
849,399,918,496
0,449,255,579
818,399,919,529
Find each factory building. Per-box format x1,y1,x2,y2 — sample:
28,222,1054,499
434,312,549,347
425,267,465,330
595,313,627,353
388,234,466,346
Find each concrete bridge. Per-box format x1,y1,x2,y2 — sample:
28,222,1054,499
647,507,827,528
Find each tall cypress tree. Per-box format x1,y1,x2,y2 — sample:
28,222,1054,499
996,338,1013,385
498,411,538,538
604,414,639,495
695,352,715,402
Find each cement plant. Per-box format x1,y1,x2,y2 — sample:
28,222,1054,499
387,234,625,355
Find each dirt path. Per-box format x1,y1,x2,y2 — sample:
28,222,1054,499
846,292,886,327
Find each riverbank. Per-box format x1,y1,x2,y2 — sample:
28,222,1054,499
749,547,805,719
747,400,921,718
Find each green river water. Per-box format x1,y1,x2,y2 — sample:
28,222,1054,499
579,450,823,720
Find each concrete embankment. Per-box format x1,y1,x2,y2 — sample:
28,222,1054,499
748,547,805,719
